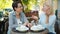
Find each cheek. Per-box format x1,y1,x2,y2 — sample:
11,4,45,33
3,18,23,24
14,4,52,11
18,8,22,11
16,9,19,11
42,8,46,12
42,8,44,11
42,7,48,11
16,9,21,12
20,8,23,11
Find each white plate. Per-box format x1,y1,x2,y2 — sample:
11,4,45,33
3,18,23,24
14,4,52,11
31,25,45,31
16,25,29,31
37,25,45,29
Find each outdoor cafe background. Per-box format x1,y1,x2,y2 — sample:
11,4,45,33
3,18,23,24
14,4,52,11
0,0,58,34
0,0,57,16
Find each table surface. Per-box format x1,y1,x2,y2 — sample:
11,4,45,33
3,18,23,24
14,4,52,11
11,29,49,34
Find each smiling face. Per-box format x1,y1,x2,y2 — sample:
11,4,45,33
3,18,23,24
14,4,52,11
42,4,52,15
15,3,23,13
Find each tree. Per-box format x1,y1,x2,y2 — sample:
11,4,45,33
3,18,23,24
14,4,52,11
0,0,13,10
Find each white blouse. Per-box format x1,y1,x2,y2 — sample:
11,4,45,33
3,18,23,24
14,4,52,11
16,18,22,26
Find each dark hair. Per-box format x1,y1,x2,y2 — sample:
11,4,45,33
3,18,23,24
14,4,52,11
12,1,23,11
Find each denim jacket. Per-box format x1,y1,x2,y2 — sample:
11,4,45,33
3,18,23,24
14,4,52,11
7,11,28,34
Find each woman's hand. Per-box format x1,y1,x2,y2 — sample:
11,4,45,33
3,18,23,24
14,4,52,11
27,23,32,28
23,22,28,26
31,15,38,21
23,23,32,28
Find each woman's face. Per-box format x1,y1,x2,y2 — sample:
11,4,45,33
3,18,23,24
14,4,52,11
15,3,23,13
42,4,51,15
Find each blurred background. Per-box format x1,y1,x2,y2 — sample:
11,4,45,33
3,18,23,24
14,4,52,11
0,0,59,34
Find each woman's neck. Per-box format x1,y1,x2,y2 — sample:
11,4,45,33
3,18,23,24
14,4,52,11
15,11,20,19
45,15,49,24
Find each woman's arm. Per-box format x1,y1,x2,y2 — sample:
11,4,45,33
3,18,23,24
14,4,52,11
22,12,29,23
21,12,29,25
48,15,56,26
7,13,14,34
21,12,33,27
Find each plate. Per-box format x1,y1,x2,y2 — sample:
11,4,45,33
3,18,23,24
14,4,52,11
30,25,45,31
16,25,29,32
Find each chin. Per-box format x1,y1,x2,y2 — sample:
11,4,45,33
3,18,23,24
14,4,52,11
19,11,22,12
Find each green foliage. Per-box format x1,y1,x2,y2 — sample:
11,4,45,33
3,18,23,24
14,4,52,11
22,0,29,5
21,0,37,13
0,0,12,10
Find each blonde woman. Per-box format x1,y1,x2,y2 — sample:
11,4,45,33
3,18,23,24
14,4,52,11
32,3,56,34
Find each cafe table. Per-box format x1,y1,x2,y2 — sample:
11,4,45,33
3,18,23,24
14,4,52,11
11,28,49,34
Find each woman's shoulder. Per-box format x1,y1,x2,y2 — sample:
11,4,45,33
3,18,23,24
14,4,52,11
20,12,25,16
9,11,15,17
20,12,25,14
9,11,15,15
52,14,56,18
51,14,56,20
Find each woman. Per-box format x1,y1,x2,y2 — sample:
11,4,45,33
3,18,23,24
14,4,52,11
32,3,56,34
7,1,32,34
